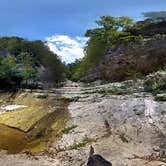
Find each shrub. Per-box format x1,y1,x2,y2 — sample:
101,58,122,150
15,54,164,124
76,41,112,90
144,72,166,93
36,93,49,99
155,94,166,101
62,125,78,134
119,133,129,143
69,136,94,150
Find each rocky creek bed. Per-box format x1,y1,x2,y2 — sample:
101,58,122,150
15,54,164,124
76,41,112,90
0,76,166,166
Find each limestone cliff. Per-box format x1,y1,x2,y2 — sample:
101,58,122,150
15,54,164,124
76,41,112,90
84,37,166,82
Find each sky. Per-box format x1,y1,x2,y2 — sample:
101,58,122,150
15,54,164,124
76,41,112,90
0,0,166,63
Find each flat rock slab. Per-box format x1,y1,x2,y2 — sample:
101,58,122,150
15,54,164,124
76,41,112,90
0,93,57,132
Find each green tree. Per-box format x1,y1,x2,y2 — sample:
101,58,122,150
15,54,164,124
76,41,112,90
0,37,66,84
85,16,135,47
72,16,143,81
18,52,39,88
96,16,133,30
0,56,22,90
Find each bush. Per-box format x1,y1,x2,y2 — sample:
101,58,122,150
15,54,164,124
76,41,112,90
144,72,166,93
36,93,49,99
155,94,166,101
119,133,129,143
0,56,22,90
62,125,78,134
69,136,94,150
0,37,66,88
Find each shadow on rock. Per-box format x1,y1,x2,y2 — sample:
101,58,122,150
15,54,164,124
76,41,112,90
87,146,112,166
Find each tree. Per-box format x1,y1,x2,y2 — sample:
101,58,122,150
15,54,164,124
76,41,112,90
66,59,82,81
85,16,136,62
18,52,39,88
0,56,22,90
0,36,67,89
96,16,133,30
85,16,134,47
72,16,143,81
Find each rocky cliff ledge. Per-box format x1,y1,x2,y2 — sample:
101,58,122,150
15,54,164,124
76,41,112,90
84,38,166,82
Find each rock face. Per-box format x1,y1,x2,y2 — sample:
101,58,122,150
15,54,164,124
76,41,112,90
52,79,166,166
84,38,166,82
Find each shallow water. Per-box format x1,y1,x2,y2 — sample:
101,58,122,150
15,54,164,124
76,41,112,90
0,96,69,154
0,124,27,153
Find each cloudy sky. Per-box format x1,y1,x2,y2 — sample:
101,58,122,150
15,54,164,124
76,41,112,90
0,0,166,63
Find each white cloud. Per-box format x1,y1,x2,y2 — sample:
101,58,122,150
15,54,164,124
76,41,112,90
45,35,89,63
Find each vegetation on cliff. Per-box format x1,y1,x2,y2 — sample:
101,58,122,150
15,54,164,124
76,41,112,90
0,37,65,90
68,12,166,82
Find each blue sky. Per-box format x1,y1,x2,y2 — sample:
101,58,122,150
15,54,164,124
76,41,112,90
0,0,166,62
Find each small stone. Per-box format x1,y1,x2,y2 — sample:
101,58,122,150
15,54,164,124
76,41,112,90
153,146,160,152
133,106,144,115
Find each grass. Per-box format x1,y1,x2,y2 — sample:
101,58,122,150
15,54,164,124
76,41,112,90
65,96,80,102
97,86,130,95
35,93,49,99
144,71,166,95
155,95,166,101
97,88,123,95
53,82,64,88
82,83,131,96
62,125,78,134
69,136,94,150
150,88,161,96
82,86,129,95
119,133,129,143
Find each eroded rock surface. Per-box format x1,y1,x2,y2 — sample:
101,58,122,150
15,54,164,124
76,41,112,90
0,78,166,166
53,80,166,166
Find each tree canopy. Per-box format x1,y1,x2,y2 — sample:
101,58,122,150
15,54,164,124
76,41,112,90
0,37,65,90
68,16,143,81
